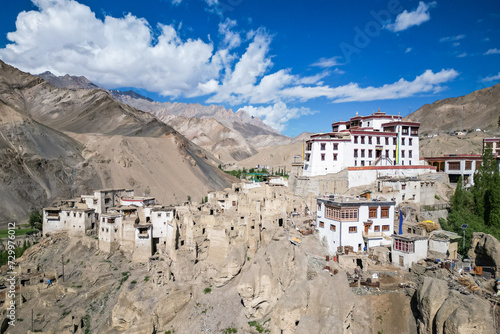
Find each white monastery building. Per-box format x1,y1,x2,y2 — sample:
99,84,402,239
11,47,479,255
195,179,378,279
303,111,420,176
316,196,395,255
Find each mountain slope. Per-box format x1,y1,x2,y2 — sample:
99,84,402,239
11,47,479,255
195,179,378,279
0,60,234,223
405,83,500,133
111,91,291,161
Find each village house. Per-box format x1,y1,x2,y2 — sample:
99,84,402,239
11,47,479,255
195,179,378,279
391,234,428,269
316,196,395,254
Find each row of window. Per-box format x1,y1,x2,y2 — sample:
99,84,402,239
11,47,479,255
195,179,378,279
352,136,414,146
448,161,473,171
393,239,414,253
368,206,390,218
353,149,412,159
324,205,390,221
318,222,390,233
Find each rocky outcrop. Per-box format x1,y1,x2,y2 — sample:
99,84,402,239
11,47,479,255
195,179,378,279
415,277,495,334
272,271,354,334
468,232,500,278
237,238,308,319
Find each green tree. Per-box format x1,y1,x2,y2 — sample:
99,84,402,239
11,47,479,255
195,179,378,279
29,210,43,230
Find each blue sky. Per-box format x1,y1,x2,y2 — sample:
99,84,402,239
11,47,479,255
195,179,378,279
0,0,499,136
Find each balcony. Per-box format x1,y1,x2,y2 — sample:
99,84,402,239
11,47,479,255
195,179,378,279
138,233,149,239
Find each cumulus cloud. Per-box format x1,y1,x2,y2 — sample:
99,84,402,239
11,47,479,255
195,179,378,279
457,52,467,58
385,1,436,32
0,0,221,97
484,48,500,55
218,18,241,49
238,102,316,132
439,34,465,43
280,69,459,103
480,72,500,82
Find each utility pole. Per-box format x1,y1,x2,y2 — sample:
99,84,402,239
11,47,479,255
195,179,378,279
462,105,465,131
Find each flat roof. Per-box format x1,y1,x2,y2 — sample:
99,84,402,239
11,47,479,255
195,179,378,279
95,188,126,192
122,197,155,201
392,233,427,241
318,198,395,207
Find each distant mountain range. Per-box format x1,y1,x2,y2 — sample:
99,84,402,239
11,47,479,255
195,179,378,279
0,61,233,223
38,71,295,162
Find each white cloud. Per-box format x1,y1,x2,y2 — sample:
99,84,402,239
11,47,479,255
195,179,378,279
311,57,343,68
238,102,316,132
0,0,221,97
484,48,500,55
405,47,412,53
281,69,459,103
218,18,241,49
439,34,465,43
480,72,500,82
385,1,436,32
171,0,182,5
457,52,467,58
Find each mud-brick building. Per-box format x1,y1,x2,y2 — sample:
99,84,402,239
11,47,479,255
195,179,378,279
43,207,96,237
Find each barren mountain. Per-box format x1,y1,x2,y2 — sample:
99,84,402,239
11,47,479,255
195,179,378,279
37,71,101,90
0,60,234,223
111,90,291,162
403,83,500,156
405,83,500,133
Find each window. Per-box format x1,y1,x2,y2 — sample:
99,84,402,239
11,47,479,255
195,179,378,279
393,150,396,158
306,142,312,150
394,239,414,253
368,137,372,144
382,225,390,231
409,150,412,158
385,149,389,158
377,137,381,145
448,162,460,170
402,150,405,158
361,136,365,144
381,207,389,218
385,137,389,145
369,207,377,218
465,161,472,170
354,136,358,143
402,126,409,135
354,149,358,158
368,150,373,158
393,138,397,145
158,213,162,217
321,143,326,150
325,206,358,221
333,143,338,150
402,184,406,190
319,221,324,228
349,226,357,233
361,149,365,158
409,138,413,146
333,154,338,161
330,224,336,231
361,160,365,166
402,138,405,145
374,225,380,232
321,154,325,161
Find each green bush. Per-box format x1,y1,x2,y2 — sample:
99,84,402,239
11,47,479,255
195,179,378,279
203,287,212,294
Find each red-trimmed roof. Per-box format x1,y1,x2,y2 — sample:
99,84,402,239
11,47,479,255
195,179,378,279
348,165,436,171
382,121,420,127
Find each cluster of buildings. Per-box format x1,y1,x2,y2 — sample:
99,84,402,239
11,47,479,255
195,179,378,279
304,110,495,269
43,182,305,263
